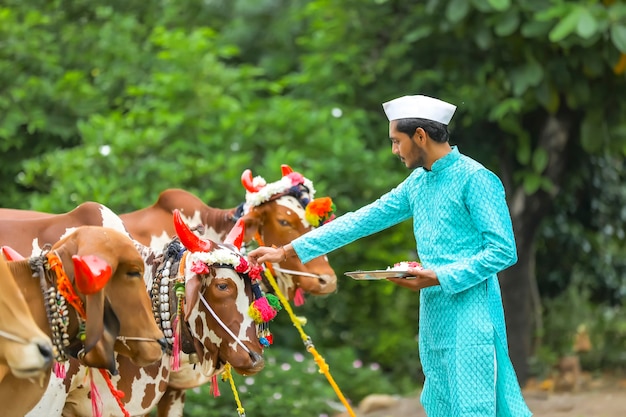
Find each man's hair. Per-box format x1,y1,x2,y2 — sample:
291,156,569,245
396,118,450,143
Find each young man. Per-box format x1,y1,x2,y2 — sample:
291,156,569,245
248,94,532,416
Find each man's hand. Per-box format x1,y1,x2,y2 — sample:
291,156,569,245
247,246,286,265
387,267,439,291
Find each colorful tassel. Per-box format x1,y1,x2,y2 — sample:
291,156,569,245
211,374,220,397
249,297,278,323
89,369,103,417
293,287,306,306
54,362,66,379
171,316,181,371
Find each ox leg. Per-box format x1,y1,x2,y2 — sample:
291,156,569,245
155,386,185,417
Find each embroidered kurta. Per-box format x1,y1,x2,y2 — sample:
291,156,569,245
291,147,532,416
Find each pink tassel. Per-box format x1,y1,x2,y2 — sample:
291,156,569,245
211,374,220,397
54,362,66,379
90,369,103,417
294,287,305,306
171,316,181,371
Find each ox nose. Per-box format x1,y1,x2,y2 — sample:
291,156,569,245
38,341,54,366
249,351,264,366
157,337,168,352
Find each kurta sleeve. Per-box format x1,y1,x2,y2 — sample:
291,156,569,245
433,169,517,294
292,181,413,264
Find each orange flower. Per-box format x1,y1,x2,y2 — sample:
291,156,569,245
305,197,336,227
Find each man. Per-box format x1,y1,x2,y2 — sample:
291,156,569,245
248,94,532,416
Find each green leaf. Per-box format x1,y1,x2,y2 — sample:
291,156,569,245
446,0,470,23
549,7,582,42
580,112,603,153
532,148,549,173
523,172,542,195
576,9,598,39
494,9,520,37
610,24,626,54
487,0,511,12
516,136,531,165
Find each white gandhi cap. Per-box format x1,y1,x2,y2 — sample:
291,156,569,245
382,95,456,125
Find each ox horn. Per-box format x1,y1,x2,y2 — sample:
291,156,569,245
173,209,214,253
241,169,263,193
72,255,112,295
1,245,26,261
224,218,245,250
281,164,293,176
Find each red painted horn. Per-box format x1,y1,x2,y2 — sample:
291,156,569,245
173,209,214,253
281,164,293,176
224,218,245,250
72,255,112,295
241,169,263,192
1,246,25,261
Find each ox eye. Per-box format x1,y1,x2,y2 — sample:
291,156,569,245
278,219,290,227
216,283,229,291
127,270,142,278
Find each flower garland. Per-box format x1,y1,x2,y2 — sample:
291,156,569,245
244,172,316,208
188,248,250,275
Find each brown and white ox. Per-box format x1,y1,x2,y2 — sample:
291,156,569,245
12,209,266,417
0,255,53,382
119,165,338,303
1,226,166,417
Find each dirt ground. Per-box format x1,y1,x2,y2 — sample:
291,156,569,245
334,377,626,417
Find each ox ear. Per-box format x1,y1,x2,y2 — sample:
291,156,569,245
281,164,293,176
184,275,201,321
224,218,245,250
81,300,120,375
173,209,214,253
1,246,26,261
72,255,112,295
241,169,263,192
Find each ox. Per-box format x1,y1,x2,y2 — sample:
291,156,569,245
21,210,267,417
0,255,53,382
119,165,337,302
1,226,166,417
0,165,338,301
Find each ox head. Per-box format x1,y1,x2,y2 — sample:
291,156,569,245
174,210,266,376
0,255,53,381
240,164,338,302
50,226,165,373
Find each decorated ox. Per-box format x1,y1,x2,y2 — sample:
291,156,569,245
119,164,338,303
26,210,269,417
0,255,53,382
1,226,166,417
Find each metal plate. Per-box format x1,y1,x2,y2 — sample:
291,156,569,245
344,270,414,280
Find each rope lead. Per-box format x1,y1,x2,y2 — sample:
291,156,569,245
255,233,356,417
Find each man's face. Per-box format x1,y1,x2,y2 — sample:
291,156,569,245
389,121,426,170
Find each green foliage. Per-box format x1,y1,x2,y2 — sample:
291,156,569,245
532,274,626,376
182,346,399,417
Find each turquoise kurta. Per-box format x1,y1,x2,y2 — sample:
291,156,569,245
291,147,532,416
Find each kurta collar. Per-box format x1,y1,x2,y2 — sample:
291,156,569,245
430,146,460,173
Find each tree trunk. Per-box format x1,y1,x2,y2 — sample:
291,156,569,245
500,112,573,387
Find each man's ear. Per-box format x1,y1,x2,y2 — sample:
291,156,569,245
414,127,426,143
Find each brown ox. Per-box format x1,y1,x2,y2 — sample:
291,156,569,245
119,165,337,302
2,226,166,417
0,256,53,382
23,210,266,417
